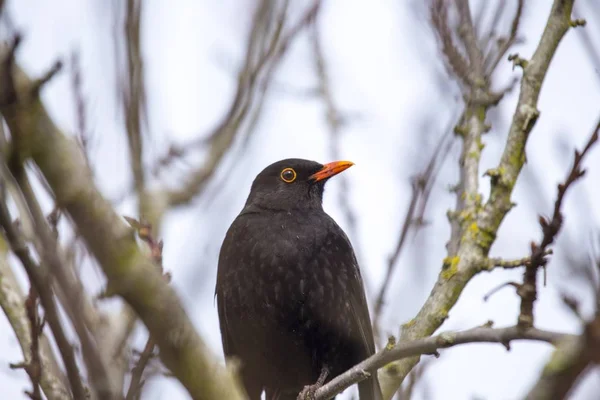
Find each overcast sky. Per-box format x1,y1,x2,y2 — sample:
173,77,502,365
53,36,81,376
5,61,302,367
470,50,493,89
2,0,600,399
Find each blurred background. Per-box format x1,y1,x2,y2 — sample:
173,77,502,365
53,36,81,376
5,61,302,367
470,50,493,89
1,0,600,399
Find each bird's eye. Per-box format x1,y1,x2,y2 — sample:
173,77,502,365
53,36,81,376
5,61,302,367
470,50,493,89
280,168,297,183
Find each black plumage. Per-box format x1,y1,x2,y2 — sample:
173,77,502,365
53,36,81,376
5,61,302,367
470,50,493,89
216,158,382,400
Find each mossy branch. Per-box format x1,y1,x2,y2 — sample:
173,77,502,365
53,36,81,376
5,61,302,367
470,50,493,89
479,0,576,233
523,315,600,399
377,1,577,398
315,325,572,400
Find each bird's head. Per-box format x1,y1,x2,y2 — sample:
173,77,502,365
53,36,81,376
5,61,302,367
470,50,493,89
244,158,354,211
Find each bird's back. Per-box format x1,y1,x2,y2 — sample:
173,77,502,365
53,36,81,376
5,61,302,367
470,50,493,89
216,207,381,399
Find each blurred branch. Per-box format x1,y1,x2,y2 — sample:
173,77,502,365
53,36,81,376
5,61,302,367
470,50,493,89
476,1,505,58
10,162,119,398
9,287,44,400
69,51,94,172
315,325,571,400
310,15,364,278
0,234,71,400
373,178,421,341
517,122,598,328
430,0,471,86
523,232,600,399
120,0,146,202
455,0,485,79
123,217,166,400
574,5,600,85
523,327,599,400
371,128,453,342
395,359,432,400
0,185,86,399
0,38,246,400
484,0,524,74
7,148,131,397
524,288,600,400
110,0,150,382
161,0,320,208
378,1,578,398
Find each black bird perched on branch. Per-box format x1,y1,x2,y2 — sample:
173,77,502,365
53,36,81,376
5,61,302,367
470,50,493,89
216,158,382,400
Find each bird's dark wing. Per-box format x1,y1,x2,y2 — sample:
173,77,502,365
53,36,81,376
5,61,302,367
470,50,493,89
215,220,264,400
322,217,383,400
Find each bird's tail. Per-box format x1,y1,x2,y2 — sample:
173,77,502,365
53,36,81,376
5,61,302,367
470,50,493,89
358,375,383,400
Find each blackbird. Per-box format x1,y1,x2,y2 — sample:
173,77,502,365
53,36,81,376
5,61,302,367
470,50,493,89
216,158,382,400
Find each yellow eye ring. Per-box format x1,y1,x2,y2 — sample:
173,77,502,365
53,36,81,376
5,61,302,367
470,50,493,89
280,167,297,183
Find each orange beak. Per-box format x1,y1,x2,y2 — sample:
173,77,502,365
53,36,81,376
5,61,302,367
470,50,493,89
309,161,355,182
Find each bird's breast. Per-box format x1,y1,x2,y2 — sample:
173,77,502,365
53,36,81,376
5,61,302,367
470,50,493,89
219,212,352,318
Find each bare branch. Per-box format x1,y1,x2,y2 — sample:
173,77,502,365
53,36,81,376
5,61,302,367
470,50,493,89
524,315,600,399
315,325,571,400
483,249,554,271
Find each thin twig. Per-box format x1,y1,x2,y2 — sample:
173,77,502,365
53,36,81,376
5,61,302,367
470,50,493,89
574,6,600,86
483,249,554,271
123,0,146,196
70,51,94,173
373,178,421,335
395,359,432,400
123,217,166,400
485,0,524,74
517,120,599,328
9,287,44,400
455,0,485,79
125,338,156,400
163,0,320,207
372,125,454,340
430,0,471,86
